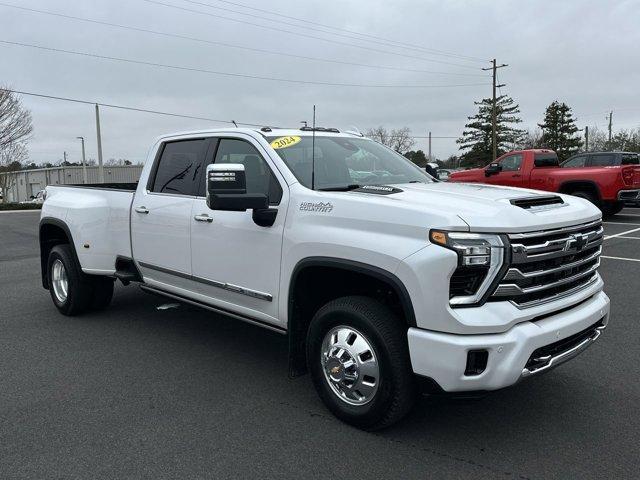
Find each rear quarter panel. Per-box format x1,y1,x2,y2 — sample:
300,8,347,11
41,186,135,274
544,167,623,200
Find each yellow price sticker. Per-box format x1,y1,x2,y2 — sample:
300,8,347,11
270,136,301,149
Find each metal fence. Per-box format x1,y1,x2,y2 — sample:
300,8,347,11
0,165,143,203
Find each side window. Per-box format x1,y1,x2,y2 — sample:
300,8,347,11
621,154,639,165
214,139,283,205
500,154,523,172
150,139,206,195
563,156,586,168
589,154,615,167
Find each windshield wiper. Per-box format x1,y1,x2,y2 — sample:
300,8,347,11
317,184,362,192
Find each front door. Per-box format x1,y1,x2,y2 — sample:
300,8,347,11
131,138,208,284
190,136,287,326
486,153,524,187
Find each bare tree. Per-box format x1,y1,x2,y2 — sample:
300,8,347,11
0,141,28,203
0,88,33,149
365,126,416,153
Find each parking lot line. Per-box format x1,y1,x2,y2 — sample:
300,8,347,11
601,255,640,263
616,236,640,240
603,221,640,226
604,226,640,240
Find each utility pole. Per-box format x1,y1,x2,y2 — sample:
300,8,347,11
77,136,88,184
428,131,432,161
607,111,613,146
584,126,589,152
482,59,508,162
63,151,67,163
95,104,105,183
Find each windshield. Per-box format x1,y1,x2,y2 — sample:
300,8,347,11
267,135,432,190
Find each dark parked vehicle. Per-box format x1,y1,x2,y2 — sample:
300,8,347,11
562,151,639,168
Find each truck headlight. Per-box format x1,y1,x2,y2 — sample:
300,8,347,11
430,230,506,307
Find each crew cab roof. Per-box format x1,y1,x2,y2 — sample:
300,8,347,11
153,127,363,142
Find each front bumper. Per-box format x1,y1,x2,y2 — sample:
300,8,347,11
407,290,610,392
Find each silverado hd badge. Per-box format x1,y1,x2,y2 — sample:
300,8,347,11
300,201,334,213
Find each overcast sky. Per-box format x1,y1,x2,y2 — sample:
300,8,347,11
1,0,639,165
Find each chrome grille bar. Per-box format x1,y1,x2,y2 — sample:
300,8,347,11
503,247,602,281
493,261,600,297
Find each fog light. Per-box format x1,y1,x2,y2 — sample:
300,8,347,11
464,350,488,376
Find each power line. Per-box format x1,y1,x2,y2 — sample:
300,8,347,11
0,2,488,77
142,0,482,70
1,88,267,127
199,0,487,62
0,39,491,89
178,0,486,63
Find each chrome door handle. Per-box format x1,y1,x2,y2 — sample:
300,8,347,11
135,206,149,214
194,214,213,223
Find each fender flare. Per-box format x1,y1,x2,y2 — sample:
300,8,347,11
39,217,79,289
286,256,416,377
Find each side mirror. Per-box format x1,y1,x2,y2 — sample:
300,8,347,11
485,163,502,176
206,164,268,211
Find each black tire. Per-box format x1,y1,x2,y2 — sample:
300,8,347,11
571,190,598,206
89,276,114,311
601,201,624,217
306,296,416,430
47,244,94,316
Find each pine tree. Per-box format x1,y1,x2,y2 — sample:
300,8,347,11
457,95,525,166
538,101,583,161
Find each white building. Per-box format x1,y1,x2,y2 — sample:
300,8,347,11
1,165,143,203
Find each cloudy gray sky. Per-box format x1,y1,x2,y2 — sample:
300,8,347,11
1,0,639,165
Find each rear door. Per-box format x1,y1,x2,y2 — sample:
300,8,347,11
131,138,208,282
485,153,524,187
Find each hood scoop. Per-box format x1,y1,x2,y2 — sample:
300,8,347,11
510,195,565,210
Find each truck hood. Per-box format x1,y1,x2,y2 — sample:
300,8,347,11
356,182,601,232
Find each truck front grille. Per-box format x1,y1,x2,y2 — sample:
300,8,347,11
490,220,603,308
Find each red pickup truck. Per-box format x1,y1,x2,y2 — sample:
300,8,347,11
448,149,640,215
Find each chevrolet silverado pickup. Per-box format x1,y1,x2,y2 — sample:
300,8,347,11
449,149,640,215
39,128,610,430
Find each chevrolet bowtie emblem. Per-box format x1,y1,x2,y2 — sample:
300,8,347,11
564,233,588,252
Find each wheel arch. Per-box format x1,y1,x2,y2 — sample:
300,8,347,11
287,257,416,377
39,217,79,289
558,180,602,201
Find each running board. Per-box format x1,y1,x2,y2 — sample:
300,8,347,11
139,284,286,335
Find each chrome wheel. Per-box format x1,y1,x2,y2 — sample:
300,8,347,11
321,326,379,406
51,259,69,303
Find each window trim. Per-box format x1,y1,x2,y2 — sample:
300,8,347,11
205,136,284,206
146,137,208,197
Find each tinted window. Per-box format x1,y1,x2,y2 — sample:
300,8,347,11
622,154,639,165
589,154,616,166
151,139,206,195
500,154,523,172
563,156,586,168
214,139,282,204
534,153,559,167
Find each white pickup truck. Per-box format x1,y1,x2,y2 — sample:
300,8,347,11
39,127,610,429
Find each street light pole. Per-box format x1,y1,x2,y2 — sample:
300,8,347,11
95,104,105,183
76,136,88,184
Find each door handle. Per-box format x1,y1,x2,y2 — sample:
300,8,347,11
134,206,149,214
194,214,213,223
512,174,522,178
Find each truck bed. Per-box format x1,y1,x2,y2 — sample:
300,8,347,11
42,184,136,274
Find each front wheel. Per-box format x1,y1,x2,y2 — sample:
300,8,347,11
306,296,416,430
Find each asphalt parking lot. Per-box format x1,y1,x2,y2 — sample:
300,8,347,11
1,209,639,480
